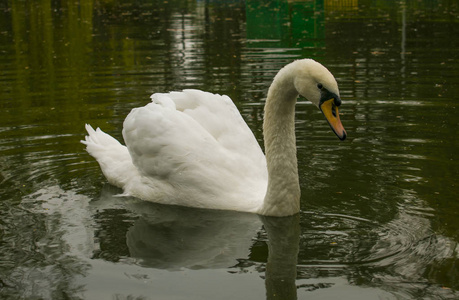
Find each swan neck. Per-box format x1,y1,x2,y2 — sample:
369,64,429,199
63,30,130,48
260,71,301,216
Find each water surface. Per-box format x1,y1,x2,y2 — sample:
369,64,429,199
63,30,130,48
0,0,458,299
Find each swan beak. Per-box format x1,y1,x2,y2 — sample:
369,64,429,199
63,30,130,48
320,98,347,140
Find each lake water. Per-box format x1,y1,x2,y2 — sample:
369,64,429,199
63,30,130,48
1,0,458,299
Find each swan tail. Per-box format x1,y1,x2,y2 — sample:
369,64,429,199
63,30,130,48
81,124,136,189
82,124,122,148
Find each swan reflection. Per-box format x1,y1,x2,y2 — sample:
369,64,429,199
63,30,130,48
261,215,300,300
124,201,261,270
91,186,459,299
93,185,301,299
125,204,300,299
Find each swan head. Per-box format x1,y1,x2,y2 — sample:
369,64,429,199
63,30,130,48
292,59,347,140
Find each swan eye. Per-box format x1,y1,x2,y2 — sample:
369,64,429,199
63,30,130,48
317,83,323,89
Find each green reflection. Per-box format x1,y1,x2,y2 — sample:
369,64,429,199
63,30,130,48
246,0,325,48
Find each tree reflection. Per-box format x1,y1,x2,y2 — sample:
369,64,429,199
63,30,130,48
1,0,458,298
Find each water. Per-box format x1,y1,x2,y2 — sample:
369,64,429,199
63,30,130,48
0,0,458,299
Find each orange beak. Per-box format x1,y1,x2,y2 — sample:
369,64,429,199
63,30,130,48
319,98,347,140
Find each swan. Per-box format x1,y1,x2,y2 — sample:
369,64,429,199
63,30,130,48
82,59,346,217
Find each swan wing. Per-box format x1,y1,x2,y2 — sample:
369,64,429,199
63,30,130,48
157,89,264,163
122,90,267,210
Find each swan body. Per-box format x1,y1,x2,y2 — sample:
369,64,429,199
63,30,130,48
82,59,346,216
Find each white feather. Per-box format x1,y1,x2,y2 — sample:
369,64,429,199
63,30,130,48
84,90,267,213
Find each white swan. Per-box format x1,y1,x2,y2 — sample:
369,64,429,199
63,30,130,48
82,59,346,216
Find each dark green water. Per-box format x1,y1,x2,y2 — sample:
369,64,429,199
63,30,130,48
1,0,458,299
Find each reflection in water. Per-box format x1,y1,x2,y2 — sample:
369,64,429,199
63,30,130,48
92,186,458,299
1,0,459,299
96,186,301,299
262,215,300,300
93,186,302,298
91,185,263,269
246,0,324,48
0,184,457,299
124,204,261,270
0,186,92,299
